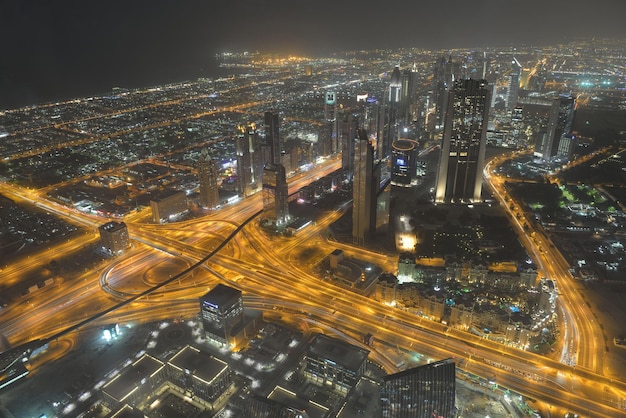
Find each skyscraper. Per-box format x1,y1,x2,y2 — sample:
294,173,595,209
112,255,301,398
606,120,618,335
340,113,358,179
352,129,377,246
236,122,259,196
197,147,220,209
506,58,522,110
382,66,403,158
381,358,456,418
435,78,490,203
199,284,244,346
264,111,281,166
534,95,575,162
262,163,290,226
432,57,461,130
400,66,418,123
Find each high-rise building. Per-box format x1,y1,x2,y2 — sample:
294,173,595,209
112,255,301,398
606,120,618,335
506,58,522,110
98,221,129,254
299,334,369,396
400,66,418,123
391,139,418,186
432,57,461,130
264,111,281,166
199,284,244,346
382,66,403,159
324,91,339,156
352,129,378,246
197,147,220,209
150,191,188,223
381,358,456,418
435,79,490,203
262,163,290,225
340,113,359,179
534,95,575,162
236,122,259,196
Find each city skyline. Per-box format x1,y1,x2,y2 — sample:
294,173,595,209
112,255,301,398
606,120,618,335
1,32,626,416
2,1,626,109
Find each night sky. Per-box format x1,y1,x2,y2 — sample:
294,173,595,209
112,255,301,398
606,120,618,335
2,0,625,109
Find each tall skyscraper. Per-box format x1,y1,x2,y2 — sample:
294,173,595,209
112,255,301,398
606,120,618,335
197,147,220,209
506,57,522,110
262,163,290,226
264,111,281,166
435,78,490,203
382,66,403,159
534,95,575,162
381,359,456,418
400,66,418,123
236,122,259,197
352,129,378,246
432,57,461,130
340,113,359,179
199,284,244,346
324,91,339,156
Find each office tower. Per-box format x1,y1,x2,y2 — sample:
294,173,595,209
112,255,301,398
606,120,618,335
376,161,391,231
432,57,461,130
324,91,339,155
534,95,575,161
150,191,187,223
317,122,333,157
381,358,456,418
507,58,522,110
236,122,258,196
391,139,417,186
197,147,220,209
435,78,490,203
352,129,377,246
264,111,281,166
382,66,402,159
341,113,359,179
511,105,524,146
98,221,129,254
199,284,244,346
400,66,418,123
299,334,369,395
262,163,289,225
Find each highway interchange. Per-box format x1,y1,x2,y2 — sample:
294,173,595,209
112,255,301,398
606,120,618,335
1,152,626,417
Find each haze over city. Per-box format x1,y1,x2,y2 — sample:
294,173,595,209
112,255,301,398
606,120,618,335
2,2,626,418
2,0,626,109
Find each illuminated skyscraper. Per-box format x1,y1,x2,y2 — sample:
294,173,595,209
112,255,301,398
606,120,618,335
324,91,339,155
400,66,418,123
382,66,402,158
534,95,575,162
236,122,258,196
381,358,456,418
506,58,522,110
435,79,490,203
262,163,290,226
340,113,359,179
197,147,220,209
432,57,461,129
199,284,244,346
352,129,377,246
264,111,281,166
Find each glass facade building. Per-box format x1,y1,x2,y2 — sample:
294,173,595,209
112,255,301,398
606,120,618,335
381,358,456,418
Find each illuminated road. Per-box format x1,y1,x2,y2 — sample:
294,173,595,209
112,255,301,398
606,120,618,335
484,154,604,376
1,154,625,415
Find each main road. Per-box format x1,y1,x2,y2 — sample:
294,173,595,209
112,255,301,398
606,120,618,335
1,154,625,415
